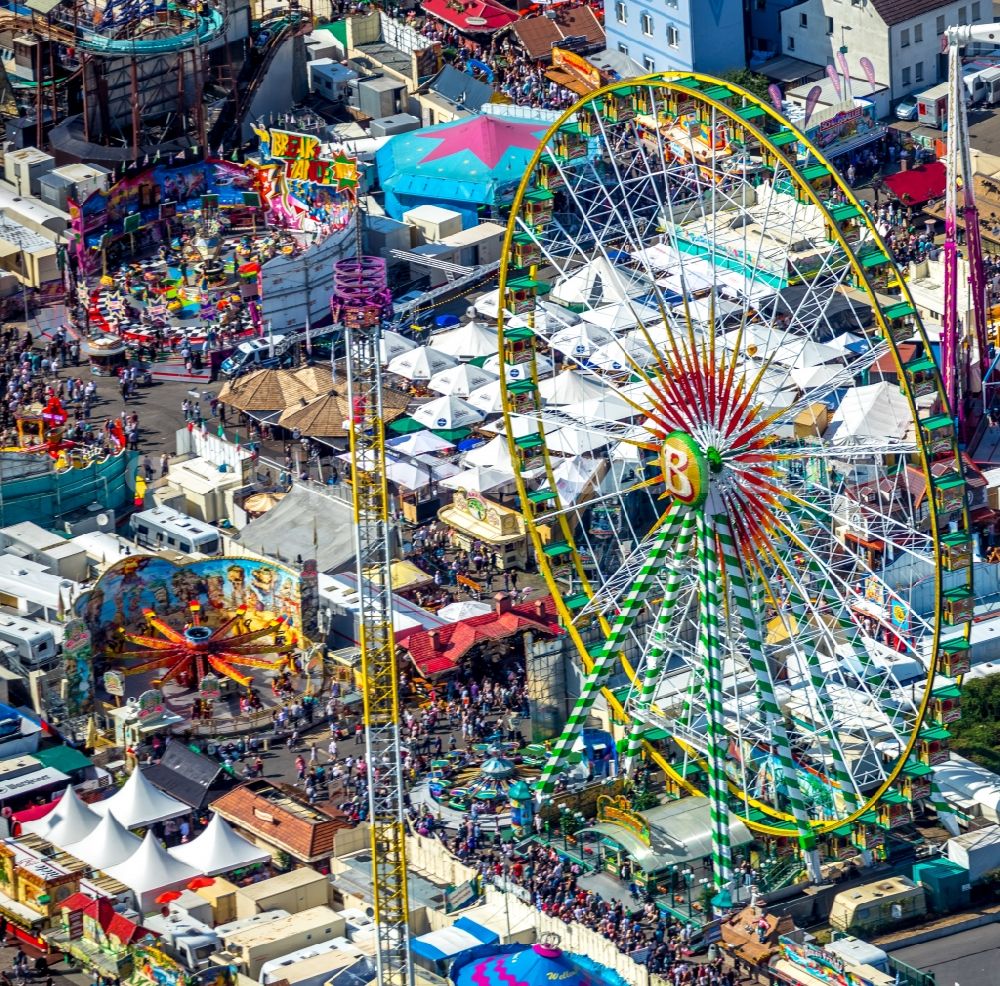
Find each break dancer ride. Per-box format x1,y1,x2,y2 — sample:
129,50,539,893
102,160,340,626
495,76,972,892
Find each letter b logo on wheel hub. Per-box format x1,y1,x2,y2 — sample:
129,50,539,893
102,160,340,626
661,431,709,508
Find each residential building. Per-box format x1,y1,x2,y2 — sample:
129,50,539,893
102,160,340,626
748,0,799,59
779,0,990,104
602,0,745,76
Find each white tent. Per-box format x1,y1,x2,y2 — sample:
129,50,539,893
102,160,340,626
436,600,493,621
791,363,851,391
629,243,679,271
589,338,655,371
466,381,504,415
553,456,604,505
412,395,486,430
428,321,499,360
579,302,664,331
546,426,613,455
463,434,514,470
64,810,142,870
378,330,418,364
169,813,270,876
829,382,914,442
387,432,455,456
105,830,200,912
550,258,650,308
548,323,615,359
387,346,459,381
441,465,514,493
561,392,638,422
93,766,189,829
507,302,580,333
481,354,554,380
771,338,848,368
537,371,607,405
427,363,499,398
21,785,100,845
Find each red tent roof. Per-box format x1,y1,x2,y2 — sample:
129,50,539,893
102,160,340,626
11,801,57,824
402,596,562,677
423,0,519,33
883,161,946,206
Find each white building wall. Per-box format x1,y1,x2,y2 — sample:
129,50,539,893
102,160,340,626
780,0,991,105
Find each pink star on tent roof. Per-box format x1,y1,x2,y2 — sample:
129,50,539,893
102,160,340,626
418,117,547,170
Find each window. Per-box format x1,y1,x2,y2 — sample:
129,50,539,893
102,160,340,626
900,28,910,47
666,0,678,7
787,35,795,51
826,16,833,34
914,23,923,43
959,6,967,23
915,61,924,82
643,55,656,72
641,11,653,35
973,1,981,19
799,12,808,27
618,42,629,54
614,0,626,23
668,24,680,47
937,14,945,33
902,66,911,85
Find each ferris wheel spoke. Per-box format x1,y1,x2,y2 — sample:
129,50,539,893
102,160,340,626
535,504,686,796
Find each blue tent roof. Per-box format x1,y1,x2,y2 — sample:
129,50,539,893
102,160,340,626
376,115,549,211
452,943,628,986
411,916,498,962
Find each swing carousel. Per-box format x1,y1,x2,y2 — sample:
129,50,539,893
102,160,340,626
117,601,293,694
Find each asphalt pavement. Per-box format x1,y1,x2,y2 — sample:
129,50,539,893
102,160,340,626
893,923,1000,985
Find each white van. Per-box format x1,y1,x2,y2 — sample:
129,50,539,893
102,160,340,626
0,615,57,669
130,507,220,555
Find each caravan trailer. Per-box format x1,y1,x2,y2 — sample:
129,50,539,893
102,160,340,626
130,507,220,555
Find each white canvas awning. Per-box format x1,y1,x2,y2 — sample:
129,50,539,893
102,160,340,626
537,371,607,406
92,766,190,829
63,810,142,870
412,395,486,430
428,321,499,360
386,346,459,381
105,831,200,912
21,784,99,845
169,813,271,875
829,382,914,442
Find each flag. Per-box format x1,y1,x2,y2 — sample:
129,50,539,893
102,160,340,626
860,57,877,90
154,149,161,162
803,85,823,127
825,64,842,99
767,84,783,112
217,144,224,157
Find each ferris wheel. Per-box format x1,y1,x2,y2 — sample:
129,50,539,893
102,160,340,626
494,75,974,891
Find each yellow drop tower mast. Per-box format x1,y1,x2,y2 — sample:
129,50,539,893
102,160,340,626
339,254,413,986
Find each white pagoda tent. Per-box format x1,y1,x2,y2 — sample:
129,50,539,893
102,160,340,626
92,767,189,829
21,785,100,845
63,810,142,870
428,321,499,360
537,371,608,406
105,831,200,912
168,813,270,875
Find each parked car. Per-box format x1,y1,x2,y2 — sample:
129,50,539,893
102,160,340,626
894,96,918,121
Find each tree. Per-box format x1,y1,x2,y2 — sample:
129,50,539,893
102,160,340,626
721,69,772,105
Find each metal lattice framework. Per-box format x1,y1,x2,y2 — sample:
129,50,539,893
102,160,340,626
344,274,413,986
494,74,973,889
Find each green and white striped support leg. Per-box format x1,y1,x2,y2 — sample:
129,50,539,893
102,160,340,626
697,510,732,891
718,521,822,882
930,773,960,836
535,507,683,798
624,511,698,770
